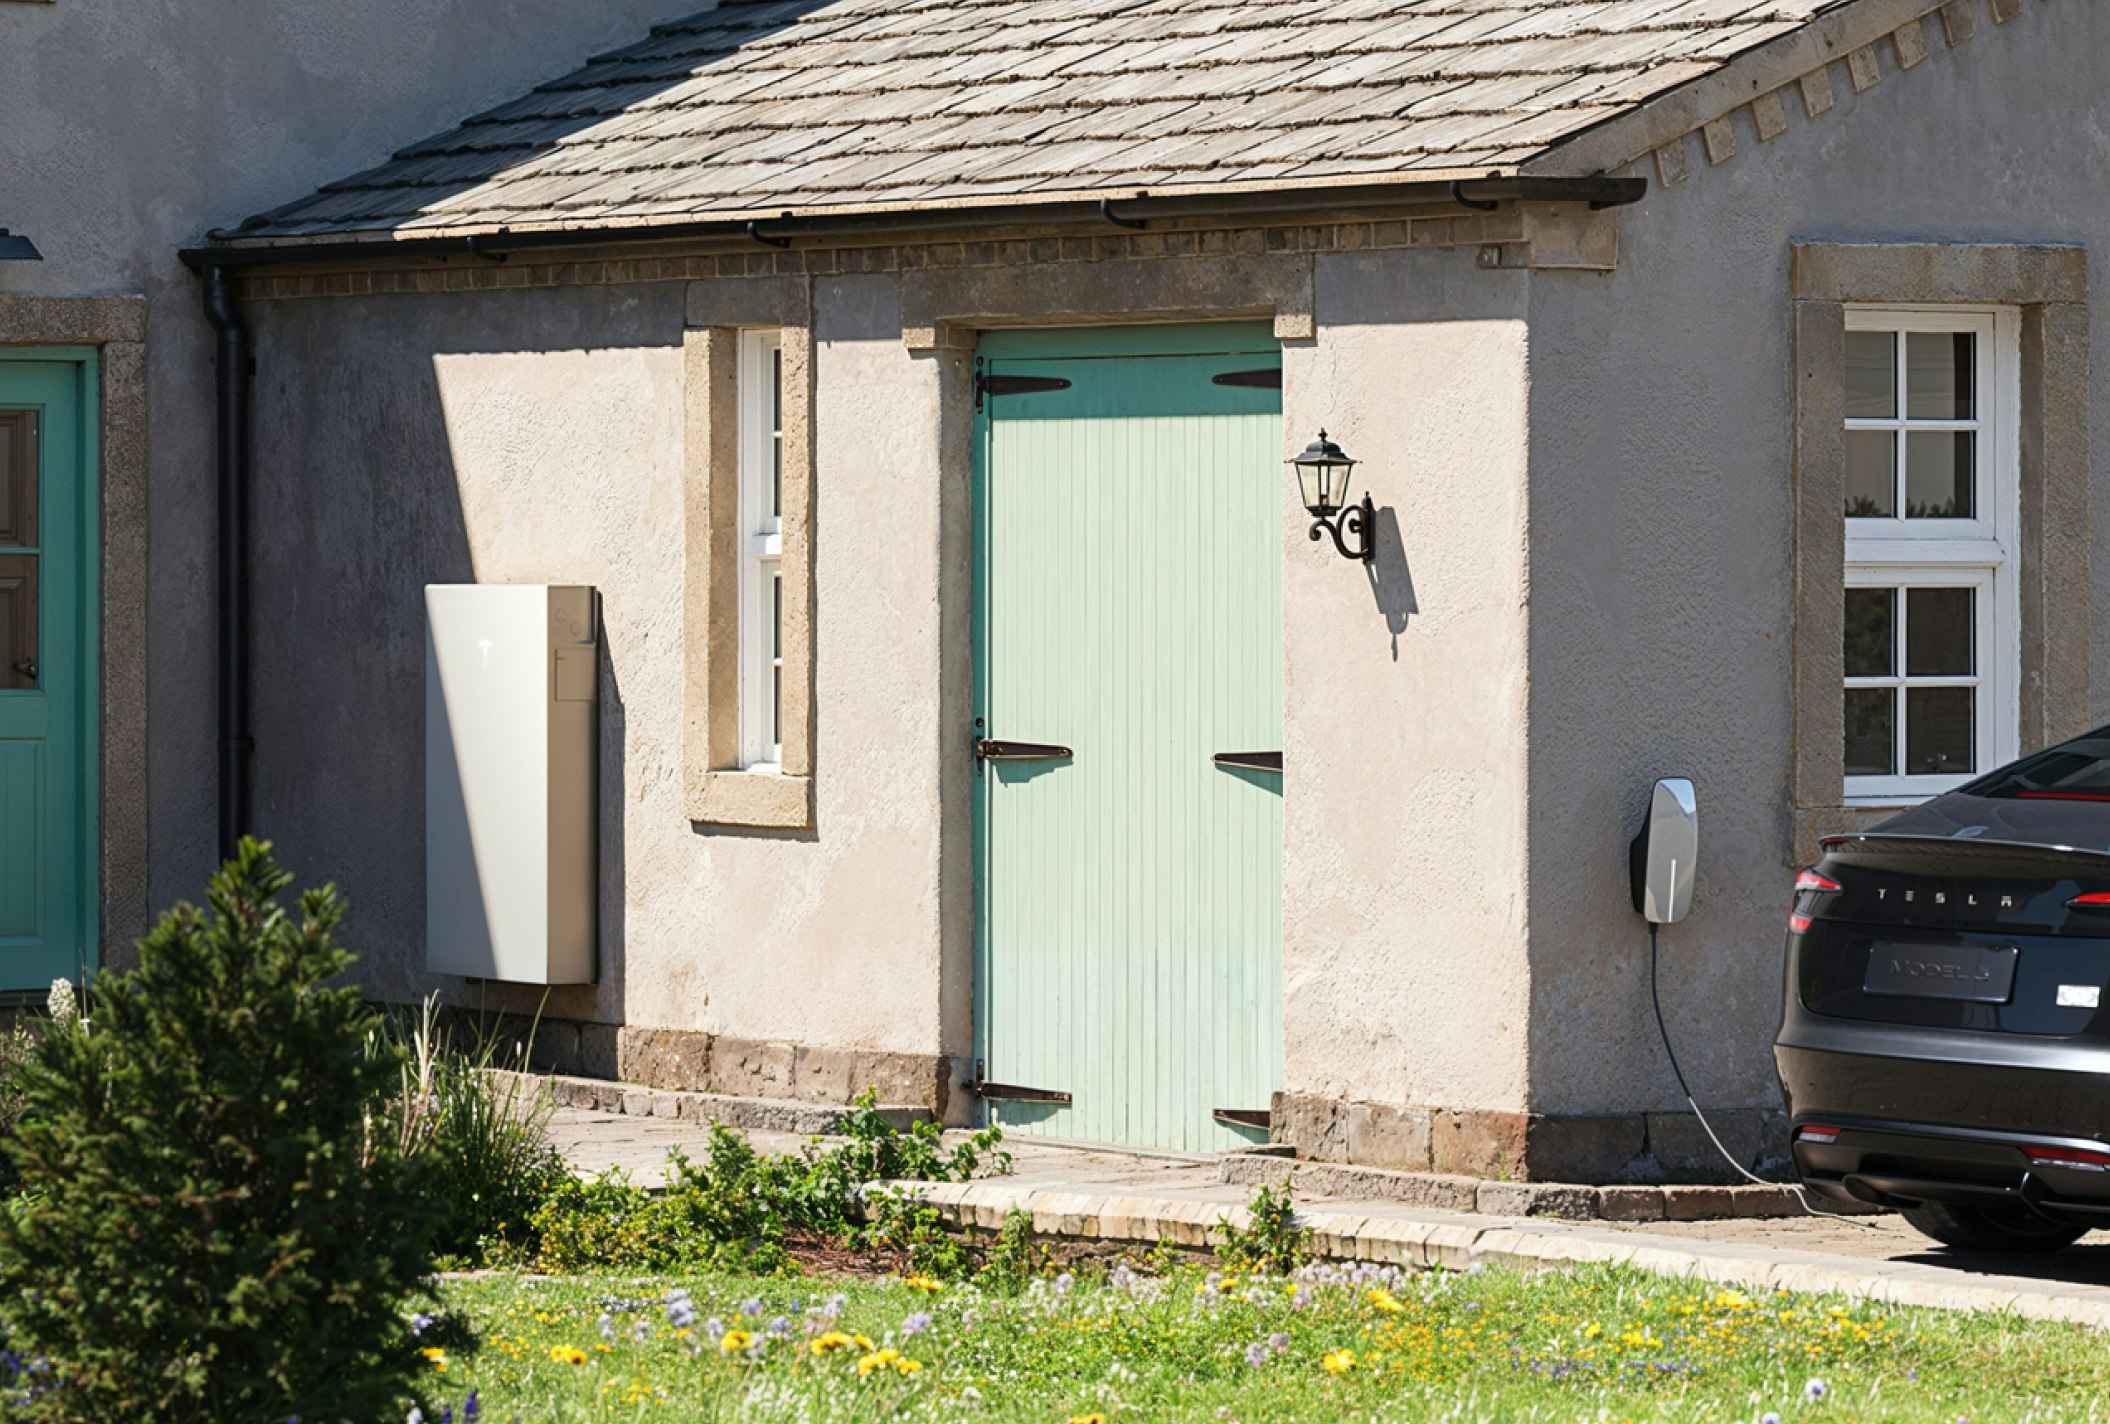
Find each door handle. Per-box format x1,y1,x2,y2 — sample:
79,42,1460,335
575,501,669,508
974,738,1073,763
9,657,34,685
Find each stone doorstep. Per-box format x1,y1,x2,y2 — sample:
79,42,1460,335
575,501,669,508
862,1180,2110,1330
490,1069,932,1136
1218,1151,1882,1223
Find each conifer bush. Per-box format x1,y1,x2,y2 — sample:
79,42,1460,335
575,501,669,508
0,838,439,1422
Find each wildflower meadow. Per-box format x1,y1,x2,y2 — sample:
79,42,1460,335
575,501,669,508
410,1258,2110,1423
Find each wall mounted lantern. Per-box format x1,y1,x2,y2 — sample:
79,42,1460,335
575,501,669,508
0,230,42,262
1290,429,1373,563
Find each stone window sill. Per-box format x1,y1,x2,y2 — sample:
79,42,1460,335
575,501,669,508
691,769,811,830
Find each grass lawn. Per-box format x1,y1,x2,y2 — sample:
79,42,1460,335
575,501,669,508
421,1259,2110,1423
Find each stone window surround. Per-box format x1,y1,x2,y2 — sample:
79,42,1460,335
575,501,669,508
0,294,149,973
1791,241,2090,864
682,276,816,829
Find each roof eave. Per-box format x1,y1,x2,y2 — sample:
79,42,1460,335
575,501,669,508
180,171,1646,270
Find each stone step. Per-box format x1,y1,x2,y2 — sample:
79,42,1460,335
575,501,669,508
1219,1152,1881,1223
493,1069,934,1137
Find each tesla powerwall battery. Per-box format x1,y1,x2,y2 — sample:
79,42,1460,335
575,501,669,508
425,584,599,984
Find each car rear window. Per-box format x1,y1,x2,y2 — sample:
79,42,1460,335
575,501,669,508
1962,730,2110,801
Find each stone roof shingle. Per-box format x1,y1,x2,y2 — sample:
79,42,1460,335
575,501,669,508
235,0,1850,242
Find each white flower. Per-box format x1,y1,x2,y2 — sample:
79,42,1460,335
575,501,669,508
1805,1379,1829,1402
46,978,75,1023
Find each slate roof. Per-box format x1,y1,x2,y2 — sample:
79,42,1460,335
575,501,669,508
233,0,1851,243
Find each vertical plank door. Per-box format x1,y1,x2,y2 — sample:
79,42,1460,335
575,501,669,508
974,324,1282,1152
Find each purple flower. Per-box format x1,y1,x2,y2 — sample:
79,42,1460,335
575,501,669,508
464,1392,480,1422
902,1313,932,1337
1054,1273,1073,1297
598,1313,615,1341
705,1317,725,1340
1805,1380,1828,1403
1268,1332,1290,1353
665,1289,697,1330
409,1313,435,1337
741,1297,764,1316
768,1316,792,1338
822,1293,847,1318
1244,1342,1270,1368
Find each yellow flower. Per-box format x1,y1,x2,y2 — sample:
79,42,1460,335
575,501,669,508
1067,1415,1107,1424
1582,1322,1603,1339
857,1347,900,1376
720,1329,755,1354
904,1274,944,1293
1323,1349,1357,1374
548,1344,588,1366
1367,1288,1403,1314
894,1356,923,1375
853,1334,875,1351
420,1347,448,1373
811,1331,856,1354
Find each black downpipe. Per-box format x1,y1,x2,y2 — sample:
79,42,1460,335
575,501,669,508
201,266,253,859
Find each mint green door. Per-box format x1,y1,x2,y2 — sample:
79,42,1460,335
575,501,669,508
0,358,98,991
974,323,1282,1153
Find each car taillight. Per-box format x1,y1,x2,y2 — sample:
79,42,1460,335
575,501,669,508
1788,913,1812,934
1795,870,1842,893
1796,1125,1841,1144
2023,1144,2110,1172
2070,892,2110,910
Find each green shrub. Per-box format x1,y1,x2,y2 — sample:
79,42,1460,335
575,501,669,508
1216,1180,1310,1276
370,994,565,1264
527,1096,1006,1275
0,1020,41,1196
0,839,440,1422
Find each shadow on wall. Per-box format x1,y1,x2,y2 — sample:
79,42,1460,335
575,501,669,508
241,286,678,1054
1366,504,1417,656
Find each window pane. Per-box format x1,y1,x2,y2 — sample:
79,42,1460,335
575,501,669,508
1907,331,1975,420
771,570,782,747
1904,431,1973,518
1843,587,1894,677
1845,430,1895,516
1845,688,1895,776
1845,331,1896,419
0,553,36,690
1906,687,1975,775
0,412,35,549
771,346,783,520
1905,586,1973,676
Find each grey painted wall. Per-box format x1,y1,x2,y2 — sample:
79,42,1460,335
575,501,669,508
1524,0,2108,1118
0,0,713,921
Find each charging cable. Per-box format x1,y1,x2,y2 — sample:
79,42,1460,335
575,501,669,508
1647,922,1887,1226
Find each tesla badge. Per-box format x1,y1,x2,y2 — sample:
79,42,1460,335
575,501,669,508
2058,985,2102,1009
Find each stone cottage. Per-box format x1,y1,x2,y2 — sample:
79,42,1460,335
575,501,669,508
9,0,2105,1178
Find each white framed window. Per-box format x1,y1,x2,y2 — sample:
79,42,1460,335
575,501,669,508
1843,307,2019,804
737,329,784,771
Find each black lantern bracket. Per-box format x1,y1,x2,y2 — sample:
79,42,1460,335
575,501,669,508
1310,494,1376,563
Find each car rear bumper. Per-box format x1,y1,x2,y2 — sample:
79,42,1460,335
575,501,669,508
1776,1024,2110,1222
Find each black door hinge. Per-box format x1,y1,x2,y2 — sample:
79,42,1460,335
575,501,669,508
974,359,1072,413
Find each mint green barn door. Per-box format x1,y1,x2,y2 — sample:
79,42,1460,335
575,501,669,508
974,324,1282,1153
0,358,98,992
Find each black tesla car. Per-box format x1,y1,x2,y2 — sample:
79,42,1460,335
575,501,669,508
1777,725,2110,1253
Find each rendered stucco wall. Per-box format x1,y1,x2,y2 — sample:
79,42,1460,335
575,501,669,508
1525,0,2107,1130
242,277,955,1079
0,0,714,925
1282,248,1533,1119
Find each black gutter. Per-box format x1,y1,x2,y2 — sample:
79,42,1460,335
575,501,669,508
199,266,253,859
180,175,1645,270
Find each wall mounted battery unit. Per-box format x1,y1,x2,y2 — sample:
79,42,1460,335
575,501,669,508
425,584,599,984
